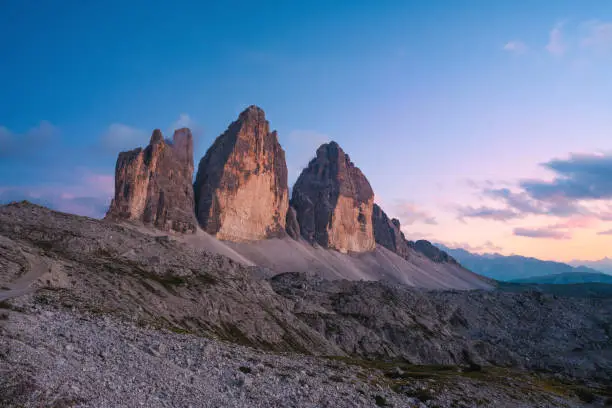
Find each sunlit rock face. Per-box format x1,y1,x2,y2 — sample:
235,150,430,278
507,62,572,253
291,142,375,253
106,128,197,233
194,106,289,241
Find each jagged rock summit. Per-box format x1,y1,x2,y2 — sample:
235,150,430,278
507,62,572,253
372,203,460,264
291,141,375,253
194,105,289,241
372,203,412,259
105,128,197,233
103,105,462,274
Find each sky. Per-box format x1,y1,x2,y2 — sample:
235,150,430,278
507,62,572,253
1,0,612,262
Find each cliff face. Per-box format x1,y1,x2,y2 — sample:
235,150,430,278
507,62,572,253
194,106,289,241
372,204,411,259
291,142,375,253
105,128,197,233
372,204,459,264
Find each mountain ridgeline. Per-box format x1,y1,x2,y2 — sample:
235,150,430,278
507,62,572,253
438,244,612,283
106,105,460,273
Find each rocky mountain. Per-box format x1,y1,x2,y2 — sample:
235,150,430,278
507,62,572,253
194,106,289,242
105,128,197,233
413,240,458,264
1,202,611,407
372,204,459,265
437,244,605,282
291,142,375,253
98,106,482,290
372,203,412,259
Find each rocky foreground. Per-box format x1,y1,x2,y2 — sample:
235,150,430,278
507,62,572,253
1,202,612,407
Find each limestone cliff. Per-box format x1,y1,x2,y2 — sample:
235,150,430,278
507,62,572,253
372,204,411,259
194,106,289,241
106,128,197,233
291,142,375,253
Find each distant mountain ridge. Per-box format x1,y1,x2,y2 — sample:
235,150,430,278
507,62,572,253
511,272,612,284
436,244,610,282
569,257,612,274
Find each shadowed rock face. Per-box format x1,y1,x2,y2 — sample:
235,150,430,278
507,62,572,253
105,128,196,233
413,240,458,264
194,106,289,241
372,204,459,265
291,142,375,253
372,204,411,259
285,206,300,240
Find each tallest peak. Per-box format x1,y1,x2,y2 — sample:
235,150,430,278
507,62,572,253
239,105,266,121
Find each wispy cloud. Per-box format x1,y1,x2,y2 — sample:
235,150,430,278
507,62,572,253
514,227,571,240
597,229,612,236
503,40,528,54
101,123,147,152
509,20,612,61
172,113,195,130
581,20,612,52
462,153,612,222
521,153,612,201
456,205,520,221
455,151,612,245
548,215,598,229
0,170,113,218
484,187,592,218
546,23,566,56
392,200,438,225
437,240,502,253
400,230,432,241
0,121,58,158
286,129,330,183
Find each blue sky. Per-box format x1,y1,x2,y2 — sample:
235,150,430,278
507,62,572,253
2,0,612,261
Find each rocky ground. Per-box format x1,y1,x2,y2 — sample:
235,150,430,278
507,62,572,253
1,202,612,407
2,303,607,408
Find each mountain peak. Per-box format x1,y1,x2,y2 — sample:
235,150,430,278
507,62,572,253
194,106,288,241
238,105,266,122
291,142,375,253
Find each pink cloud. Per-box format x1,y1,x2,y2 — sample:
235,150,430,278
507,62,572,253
0,170,114,219
86,174,114,194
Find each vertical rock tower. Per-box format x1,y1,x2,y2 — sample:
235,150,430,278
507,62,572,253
194,106,289,241
291,142,375,253
372,203,412,259
105,128,197,233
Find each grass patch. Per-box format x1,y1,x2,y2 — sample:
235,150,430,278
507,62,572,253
404,388,434,402
575,387,597,403
325,355,611,405
197,273,218,285
374,395,389,406
168,326,192,335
